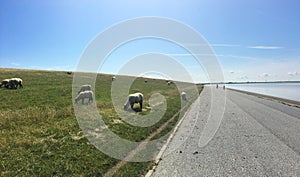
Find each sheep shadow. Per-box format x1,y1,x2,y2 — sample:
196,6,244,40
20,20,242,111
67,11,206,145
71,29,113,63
126,107,142,113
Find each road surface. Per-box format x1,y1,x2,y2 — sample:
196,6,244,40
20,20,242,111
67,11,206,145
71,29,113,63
151,86,300,177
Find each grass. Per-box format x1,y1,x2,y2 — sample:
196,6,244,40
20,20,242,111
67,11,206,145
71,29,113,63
0,68,203,176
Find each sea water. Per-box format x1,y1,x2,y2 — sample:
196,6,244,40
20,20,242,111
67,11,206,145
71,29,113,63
226,83,300,102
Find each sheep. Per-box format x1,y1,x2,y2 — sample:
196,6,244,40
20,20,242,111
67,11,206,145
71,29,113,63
10,78,23,88
124,92,144,112
0,79,10,88
181,91,187,101
7,79,17,89
2,78,23,89
74,90,93,104
112,76,116,81
78,84,92,94
166,81,174,85
144,80,148,83
66,71,72,75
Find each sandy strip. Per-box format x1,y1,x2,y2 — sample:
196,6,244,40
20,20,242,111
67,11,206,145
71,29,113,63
151,86,300,177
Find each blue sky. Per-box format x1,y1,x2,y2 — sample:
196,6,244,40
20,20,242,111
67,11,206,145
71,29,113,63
1,0,300,82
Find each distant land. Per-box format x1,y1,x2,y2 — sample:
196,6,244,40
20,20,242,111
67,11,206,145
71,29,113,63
201,80,300,85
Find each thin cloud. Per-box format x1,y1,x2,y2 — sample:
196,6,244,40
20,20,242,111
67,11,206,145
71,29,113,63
165,53,217,57
167,53,197,56
27,65,74,71
210,44,240,47
180,43,240,47
248,46,283,50
218,54,257,60
167,53,256,60
288,71,299,76
11,62,20,66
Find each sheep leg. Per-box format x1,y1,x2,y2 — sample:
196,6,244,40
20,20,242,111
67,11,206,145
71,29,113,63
139,102,143,110
130,103,134,110
88,97,93,104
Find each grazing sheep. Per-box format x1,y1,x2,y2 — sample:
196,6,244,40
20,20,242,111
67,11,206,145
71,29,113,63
75,90,93,104
112,76,116,81
2,78,23,89
144,80,148,83
7,80,18,89
10,78,23,88
0,79,10,88
181,91,187,101
166,81,174,85
78,84,92,94
67,71,72,75
124,92,144,111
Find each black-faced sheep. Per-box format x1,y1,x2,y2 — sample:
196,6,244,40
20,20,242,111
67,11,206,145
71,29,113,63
181,91,187,101
75,90,93,104
112,76,116,81
124,92,144,111
78,84,92,94
167,81,174,85
2,78,23,89
0,79,10,88
10,78,23,88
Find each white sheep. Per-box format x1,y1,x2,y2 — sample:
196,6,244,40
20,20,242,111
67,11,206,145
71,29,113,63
112,76,116,81
75,90,93,104
124,92,144,111
78,84,92,94
181,91,187,101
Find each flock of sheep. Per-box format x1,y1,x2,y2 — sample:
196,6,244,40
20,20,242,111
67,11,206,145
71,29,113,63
0,78,23,89
75,76,187,113
1,75,186,113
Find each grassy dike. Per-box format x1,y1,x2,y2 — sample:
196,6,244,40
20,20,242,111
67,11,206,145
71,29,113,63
0,68,202,176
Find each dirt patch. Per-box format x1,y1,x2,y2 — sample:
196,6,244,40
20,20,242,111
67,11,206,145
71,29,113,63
113,119,123,124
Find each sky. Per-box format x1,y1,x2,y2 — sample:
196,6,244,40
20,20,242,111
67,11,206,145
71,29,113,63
1,0,300,83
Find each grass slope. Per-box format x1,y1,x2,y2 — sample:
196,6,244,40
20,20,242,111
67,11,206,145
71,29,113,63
0,68,202,176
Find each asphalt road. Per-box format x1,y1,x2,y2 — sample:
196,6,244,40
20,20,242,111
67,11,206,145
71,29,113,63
151,86,300,177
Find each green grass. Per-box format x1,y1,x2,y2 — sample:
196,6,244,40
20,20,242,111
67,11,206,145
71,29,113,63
0,68,203,176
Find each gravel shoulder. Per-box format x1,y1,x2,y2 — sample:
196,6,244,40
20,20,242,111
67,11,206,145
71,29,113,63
151,86,300,177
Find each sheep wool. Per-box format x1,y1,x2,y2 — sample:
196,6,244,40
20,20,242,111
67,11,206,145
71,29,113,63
75,90,93,104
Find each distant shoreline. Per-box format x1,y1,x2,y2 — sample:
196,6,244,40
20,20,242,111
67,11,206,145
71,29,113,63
228,88,300,107
202,81,300,85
